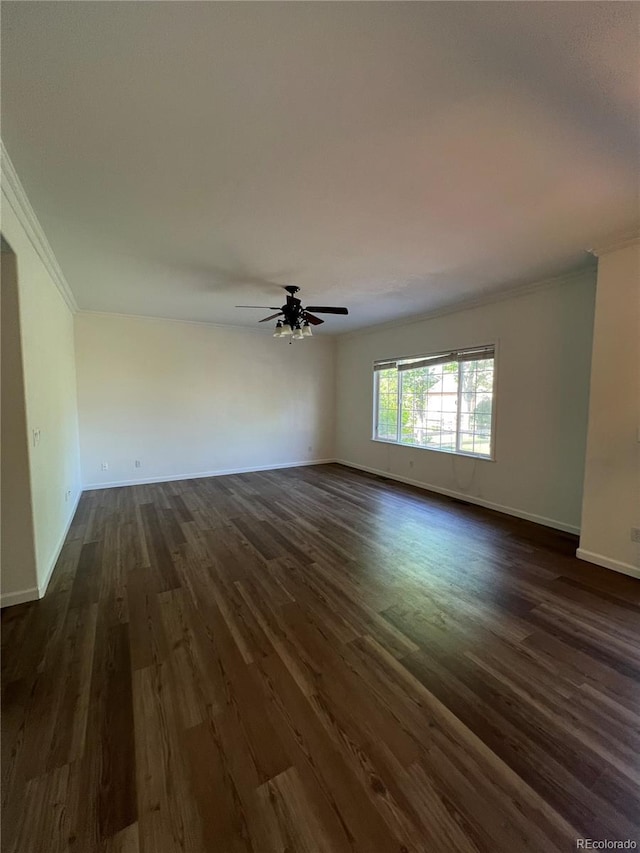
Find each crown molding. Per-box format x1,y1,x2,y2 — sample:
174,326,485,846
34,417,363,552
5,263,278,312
1,140,78,312
76,308,281,334
587,230,640,257
75,308,336,337
338,263,596,340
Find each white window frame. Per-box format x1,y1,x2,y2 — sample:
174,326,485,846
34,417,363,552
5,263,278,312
372,343,498,461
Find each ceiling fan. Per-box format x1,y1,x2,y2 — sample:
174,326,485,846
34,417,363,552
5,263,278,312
236,285,349,339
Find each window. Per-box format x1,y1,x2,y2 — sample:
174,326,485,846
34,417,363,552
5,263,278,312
373,345,496,459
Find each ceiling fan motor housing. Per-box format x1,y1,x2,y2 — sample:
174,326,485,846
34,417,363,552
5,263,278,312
236,285,348,331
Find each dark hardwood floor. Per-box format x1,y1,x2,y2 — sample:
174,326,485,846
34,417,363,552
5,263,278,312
2,463,639,852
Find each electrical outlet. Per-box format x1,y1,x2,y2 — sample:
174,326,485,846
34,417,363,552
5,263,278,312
135,460,141,468
101,461,109,471
631,528,640,543
32,428,41,447
65,489,72,502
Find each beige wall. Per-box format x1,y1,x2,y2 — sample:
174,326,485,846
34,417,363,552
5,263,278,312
1,186,82,602
1,246,38,604
578,242,640,577
75,313,335,487
335,271,596,533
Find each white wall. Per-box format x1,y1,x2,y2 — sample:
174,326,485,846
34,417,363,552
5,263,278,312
335,271,596,533
578,242,640,577
1,177,82,603
75,313,335,488
1,246,38,603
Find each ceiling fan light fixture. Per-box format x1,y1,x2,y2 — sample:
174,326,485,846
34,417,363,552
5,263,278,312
236,286,348,338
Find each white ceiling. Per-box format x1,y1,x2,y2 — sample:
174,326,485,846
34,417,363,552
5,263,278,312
2,2,638,333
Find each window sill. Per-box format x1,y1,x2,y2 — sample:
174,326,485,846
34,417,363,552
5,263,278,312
370,437,495,462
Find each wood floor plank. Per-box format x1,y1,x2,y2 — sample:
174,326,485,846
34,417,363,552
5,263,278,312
255,765,342,853
126,567,169,671
70,617,138,849
156,588,220,727
94,621,137,841
253,649,406,853
182,717,256,853
46,602,98,770
2,464,639,852
138,504,181,593
6,763,78,853
132,664,204,853
100,823,140,853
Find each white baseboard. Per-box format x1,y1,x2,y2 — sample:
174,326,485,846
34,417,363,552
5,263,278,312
0,489,82,608
335,459,580,535
0,585,40,607
576,548,640,579
37,489,82,598
82,459,337,491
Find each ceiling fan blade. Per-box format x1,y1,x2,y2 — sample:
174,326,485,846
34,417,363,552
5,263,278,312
303,312,324,325
235,305,281,309
304,306,349,315
259,312,283,323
